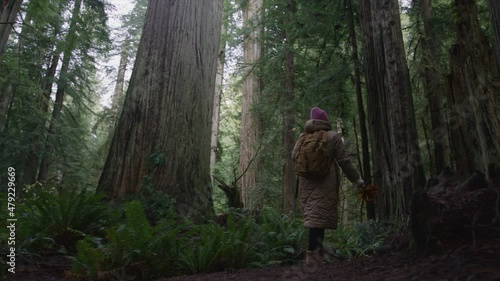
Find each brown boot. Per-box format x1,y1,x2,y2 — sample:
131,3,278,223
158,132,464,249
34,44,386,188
305,249,326,265
316,248,326,264
305,250,317,265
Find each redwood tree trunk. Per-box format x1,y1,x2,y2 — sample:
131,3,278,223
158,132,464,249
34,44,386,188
378,0,426,220
359,0,391,220
419,0,450,174
360,0,426,221
347,0,374,220
97,0,223,222
239,0,263,209
282,0,296,213
448,0,500,177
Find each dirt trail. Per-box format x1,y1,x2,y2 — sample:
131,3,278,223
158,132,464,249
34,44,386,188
8,243,500,281
163,244,500,281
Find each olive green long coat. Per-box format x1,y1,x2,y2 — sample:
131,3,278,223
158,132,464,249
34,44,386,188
292,120,360,229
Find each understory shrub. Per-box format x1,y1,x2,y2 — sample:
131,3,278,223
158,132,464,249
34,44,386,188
136,175,177,224
179,211,259,273
72,204,306,279
73,200,186,280
17,185,110,254
325,220,399,260
71,203,397,280
252,207,306,266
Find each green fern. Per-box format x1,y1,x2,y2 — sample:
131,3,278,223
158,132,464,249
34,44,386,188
147,221,185,277
326,221,392,259
178,223,225,273
72,237,106,279
137,175,177,223
221,212,258,268
73,200,158,279
19,187,109,251
253,207,306,265
105,201,154,267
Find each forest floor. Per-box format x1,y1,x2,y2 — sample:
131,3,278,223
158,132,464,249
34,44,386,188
8,241,500,281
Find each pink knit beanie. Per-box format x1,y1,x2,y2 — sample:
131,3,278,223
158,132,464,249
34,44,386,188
310,107,329,122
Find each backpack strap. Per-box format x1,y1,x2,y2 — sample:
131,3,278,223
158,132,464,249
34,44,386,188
296,133,307,149
320,130,328,141
316,130,331,163
315,130,328,142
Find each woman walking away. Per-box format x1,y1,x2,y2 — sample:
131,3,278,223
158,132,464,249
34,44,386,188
292,107,365,265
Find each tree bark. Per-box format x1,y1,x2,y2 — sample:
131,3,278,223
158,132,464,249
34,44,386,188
380,0,426,220
359,0,391,220
239,0,263,209
419,0,450,175
282,0,296,214
0,0,22,56
448,0,500,177
97,0,223,222
360,0,426,221
347,0,374,220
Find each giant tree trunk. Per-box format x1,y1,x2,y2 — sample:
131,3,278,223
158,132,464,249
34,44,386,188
377,0,426,220
239,0,263,209
360,0,426,221
97,0,223,222
282,0,296,214
0,0,22,56
359,0,388,219
448,0,500,177
419,0,450,175
347,0,374,220
38,0,82,182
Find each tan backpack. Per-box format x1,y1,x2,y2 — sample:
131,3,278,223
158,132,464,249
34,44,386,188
294,130,331,178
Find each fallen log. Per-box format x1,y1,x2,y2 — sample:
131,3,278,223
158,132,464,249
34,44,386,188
410,167,500,256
